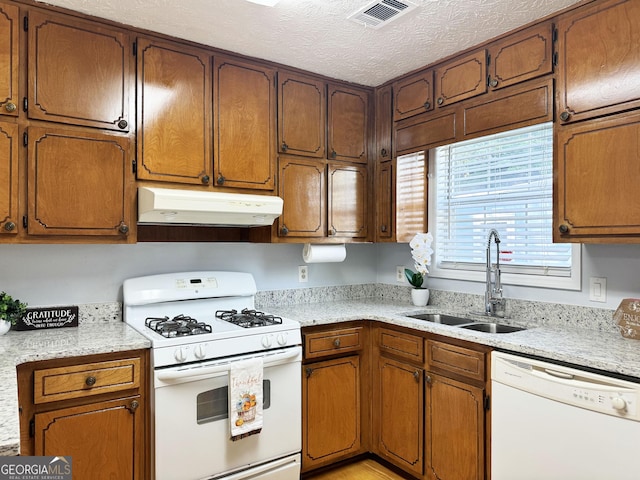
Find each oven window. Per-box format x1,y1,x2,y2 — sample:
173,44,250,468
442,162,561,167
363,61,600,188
196,380,271,424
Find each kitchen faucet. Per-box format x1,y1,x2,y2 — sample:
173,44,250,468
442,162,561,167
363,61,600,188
485,228,505,316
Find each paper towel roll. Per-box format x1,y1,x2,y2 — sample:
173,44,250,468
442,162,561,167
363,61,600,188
303,243,347,263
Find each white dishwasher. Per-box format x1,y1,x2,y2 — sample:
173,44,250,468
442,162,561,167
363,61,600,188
491,351,640,480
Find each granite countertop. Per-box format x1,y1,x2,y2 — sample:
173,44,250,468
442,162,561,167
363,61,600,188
0,322,150,456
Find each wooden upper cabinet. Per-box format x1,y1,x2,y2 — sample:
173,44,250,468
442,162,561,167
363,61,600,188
557,0,640,123
278,71,326,158
0,121,18,235
375,85,393,160
435,50,487,107
136,37,211,185
327,84,368,163
27,11,131,131
26,126,133,238
328,162,368,239
277,156,326,238
488,22,553,91
392,69,434,121
376,161,394,241
0,2,18,118
214,56,276,190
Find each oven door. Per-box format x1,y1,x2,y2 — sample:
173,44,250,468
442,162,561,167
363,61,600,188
153,347,302,480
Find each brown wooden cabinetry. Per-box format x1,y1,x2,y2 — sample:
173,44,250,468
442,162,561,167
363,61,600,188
392,70,434,122
27,11,132,131
328,162,368,239
375,85,393,160
302,325,365,472
0,121,18,235
278,71,326,158
214,56,276,190
557,0,640,124
0,1,18,118
26,126,133,239
136,37,211,185
375,161,393,241
327,84,368,163
18,350,148,480
435,50,487,108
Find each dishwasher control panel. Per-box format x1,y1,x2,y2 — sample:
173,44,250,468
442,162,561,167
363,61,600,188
492,351,640,420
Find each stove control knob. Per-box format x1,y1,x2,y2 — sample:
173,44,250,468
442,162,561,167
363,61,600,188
194,344,207,359
174,347,188,363
612,396,627,411
277,333,288,346
261,335,273,348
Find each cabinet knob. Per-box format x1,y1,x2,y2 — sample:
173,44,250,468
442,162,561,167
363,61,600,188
117,119,128,129
413,370,421,382
423,101,431,110
118,224,129,235
437,97,444,106
128,400,139,412
330,150,337,159
305,367,313,378
85,376,97,387
4,102,16,113
328,227,336,236
333,338,341,348
380,225,387,233
280,225,289,236
217,174,225,185
559,111,571,122
425,374,432,384
201,175,210,184
281,142,288,152
559,224,570,234
4,221,16,232
489,78,499,88
380,148,388,157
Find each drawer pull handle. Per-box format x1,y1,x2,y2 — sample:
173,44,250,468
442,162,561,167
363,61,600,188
5,102,17,113
333,338,341,348
85,376,97,387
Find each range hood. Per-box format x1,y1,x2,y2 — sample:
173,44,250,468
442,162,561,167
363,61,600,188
137,187,283,227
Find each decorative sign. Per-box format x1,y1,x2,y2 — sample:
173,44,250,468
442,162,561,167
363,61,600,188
614,298,640,340
15,306,79,331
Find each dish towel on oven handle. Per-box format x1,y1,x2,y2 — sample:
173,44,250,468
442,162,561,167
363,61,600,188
229,356,263,441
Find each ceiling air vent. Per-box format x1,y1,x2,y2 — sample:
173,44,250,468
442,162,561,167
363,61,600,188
348,0,418,29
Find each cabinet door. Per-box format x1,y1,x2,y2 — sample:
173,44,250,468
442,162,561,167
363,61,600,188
214,57,275,190
327,84,368,163
392,69,434,122
28,11,131,131
425,374,485,480
0,121,18,235
375,85,393,160
328,162,368,239
34,396,143,480
136,37,211,185
435,50,487,107
302,356,361,471
376,356,423,477
278,71,326,158
555,113,640,241
27,126,132,238
488,22,553,90
557,0,640,123
376,161,394,241
277,156,326,238
0,2,18,118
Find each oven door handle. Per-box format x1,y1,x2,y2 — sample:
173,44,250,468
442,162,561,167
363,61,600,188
156,347,302,382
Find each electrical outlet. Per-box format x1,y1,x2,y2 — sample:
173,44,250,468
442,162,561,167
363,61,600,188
396,266,405,283
298,265,308,283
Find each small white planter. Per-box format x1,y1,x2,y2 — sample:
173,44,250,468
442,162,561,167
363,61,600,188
411,288,430,307
0,320,11,336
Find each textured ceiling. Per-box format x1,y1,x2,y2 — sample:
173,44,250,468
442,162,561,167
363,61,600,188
35,0,583,87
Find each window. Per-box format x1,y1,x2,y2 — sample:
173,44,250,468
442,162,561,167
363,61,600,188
429,122,580,290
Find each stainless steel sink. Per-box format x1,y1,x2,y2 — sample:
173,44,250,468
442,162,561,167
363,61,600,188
406,313,526,333
460,322,526,333
407,313,477,326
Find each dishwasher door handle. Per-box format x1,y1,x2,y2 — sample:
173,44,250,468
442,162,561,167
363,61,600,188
544,368,575,380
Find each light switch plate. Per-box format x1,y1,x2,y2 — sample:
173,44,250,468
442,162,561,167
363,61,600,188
589,277,607,303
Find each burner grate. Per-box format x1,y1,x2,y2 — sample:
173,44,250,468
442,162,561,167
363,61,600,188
216,308,283,328
145,314,212,338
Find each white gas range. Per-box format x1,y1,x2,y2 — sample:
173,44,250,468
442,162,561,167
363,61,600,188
123,271,302,480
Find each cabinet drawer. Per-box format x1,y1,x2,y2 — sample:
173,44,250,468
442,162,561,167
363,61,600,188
426,340,485,382
379,328,423,363
34,358,141,404
304,327,363,359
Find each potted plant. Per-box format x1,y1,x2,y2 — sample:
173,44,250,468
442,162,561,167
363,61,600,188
404,232,434,306
0,291,27,335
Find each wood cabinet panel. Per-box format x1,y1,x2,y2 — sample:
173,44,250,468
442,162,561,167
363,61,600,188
379,328,424,364
136,37,211,185
28,11,131,131
426,340,486,383
0,121,18,235
395,111,456,155
278,71,326,158
488,22,553,90
392,69,434,121
376,161,394,241
555,112,640,240
328,162,368,239
214,57,275,190
34,396,143,480
375,85,393,160
27,126,132,238
557,0,640,123
327,84,368,163
305,327,363,359
0,2,18,118
425,374,485,480
303,356,361,470
435,50,487,107
277,156,326,238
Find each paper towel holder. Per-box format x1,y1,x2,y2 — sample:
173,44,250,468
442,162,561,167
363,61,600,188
302,243,347,263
